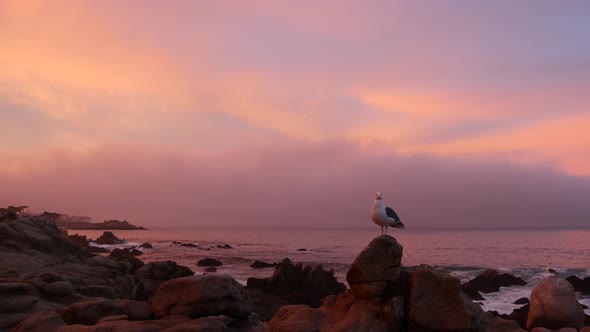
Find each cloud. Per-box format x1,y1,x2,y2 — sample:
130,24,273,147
1,141,588,228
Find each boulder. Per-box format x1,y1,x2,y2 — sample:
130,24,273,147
59,298,126,325
565,275,590,294
67,234,90,248
108,248,144,272
150,274,252,319
463,269,527,296
408,265,485,331
514,297,529,305
247,257,346,307
479,313,527,332
251,260,277,269
217,244,233,249
526,276,585,330
139,242,152,249
346,235,403,299
133,260,194,300
12,310,67,332
95,231,125,245
196,258,222,266
269,289,405,331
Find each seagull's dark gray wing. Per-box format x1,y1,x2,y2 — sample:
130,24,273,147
385,207,400,222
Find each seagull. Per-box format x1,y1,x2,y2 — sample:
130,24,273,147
370,192,405,235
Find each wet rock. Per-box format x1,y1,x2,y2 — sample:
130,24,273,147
251,260,277,269
204,266,217,273
296,248,307,251
95,231,126,245
150,274,252,319
565,275,590,294
139,242,152,249
514,297,529,305
463,269,527,295
216,244,233,249
196,258,223,266
526,276,585,330
180,243,197,247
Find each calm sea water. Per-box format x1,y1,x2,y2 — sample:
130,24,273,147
69,227,590,315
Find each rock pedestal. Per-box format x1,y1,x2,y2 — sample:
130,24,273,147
346,235,403,299
269,235,503,332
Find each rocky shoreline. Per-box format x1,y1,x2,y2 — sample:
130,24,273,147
1,216,589,331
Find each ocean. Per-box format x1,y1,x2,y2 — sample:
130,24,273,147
68,227,590,315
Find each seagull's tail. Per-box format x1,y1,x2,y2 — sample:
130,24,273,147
392,221,405,229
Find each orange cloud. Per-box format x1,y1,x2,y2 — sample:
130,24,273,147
409,114,590,176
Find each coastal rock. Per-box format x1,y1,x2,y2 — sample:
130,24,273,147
12,310,67,332
59,298,126,325
95,231,126,245
67,234,91,248
133,260,194,300
514,297,529,305
565,275,590,294
108,248,144,272
180,242,197,247
251,260,277,269
87,246,110,253
269,290,405,332
346,235,403,299
217,243,233,249
247,257,346,307
408,265,485,331
204,266,217,272
139,242,152,249
526,276,585,330
463,269,527,297
479,313,527,332
197,257,223,266
150,274,252,319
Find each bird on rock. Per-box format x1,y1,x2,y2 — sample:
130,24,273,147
370,192,405,235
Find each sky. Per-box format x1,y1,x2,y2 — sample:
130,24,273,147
1,0,589,228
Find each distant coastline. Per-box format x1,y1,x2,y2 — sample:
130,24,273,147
58,219,146,230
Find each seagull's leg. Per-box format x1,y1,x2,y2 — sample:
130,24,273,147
381,226,384,235
385,225,388,235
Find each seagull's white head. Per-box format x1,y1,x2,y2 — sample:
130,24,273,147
375,192,383,200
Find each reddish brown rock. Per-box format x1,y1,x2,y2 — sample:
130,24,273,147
59,298,126,325
346,235,403,299
150,274,252,319
408,265,485,331
269,290,405,332
12,310,66,332
526,277,585,330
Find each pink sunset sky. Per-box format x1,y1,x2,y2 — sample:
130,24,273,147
1,0,589,228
